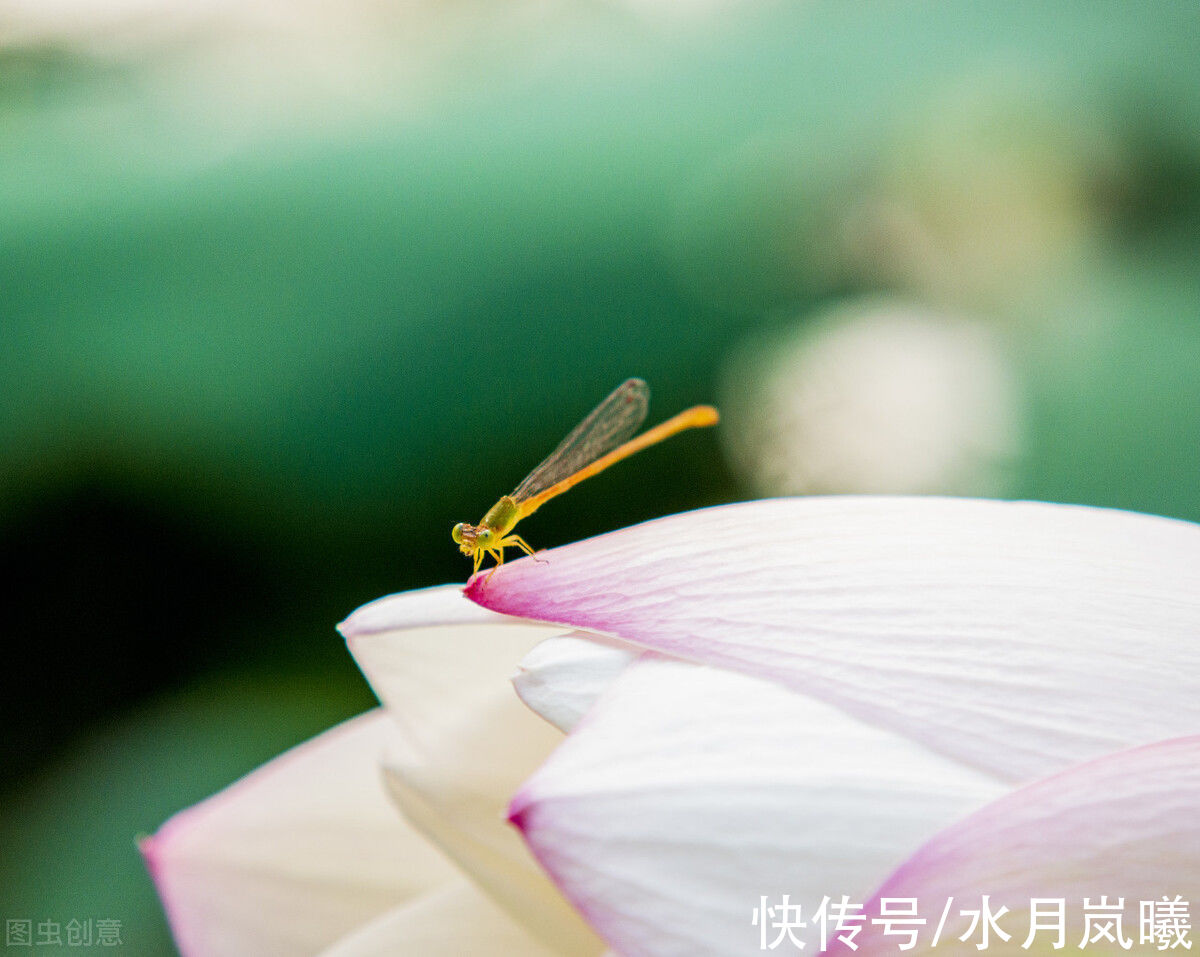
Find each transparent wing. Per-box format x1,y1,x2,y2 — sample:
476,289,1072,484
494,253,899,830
511,379,649,502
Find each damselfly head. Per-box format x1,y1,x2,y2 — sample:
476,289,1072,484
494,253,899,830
451,522,492,555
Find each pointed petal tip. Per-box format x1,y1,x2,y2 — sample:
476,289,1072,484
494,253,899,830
336,595,395,639
463,568,525,598
338,582,500,640
336,607,370,640
463,574,488,603
463,556,539,603
138,820,197,954
137,832,161,881
506,791,532,834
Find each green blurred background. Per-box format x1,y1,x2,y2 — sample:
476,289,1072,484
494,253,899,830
2,0,1198,952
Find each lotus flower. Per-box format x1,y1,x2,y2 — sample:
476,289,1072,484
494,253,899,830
143,497,1200,955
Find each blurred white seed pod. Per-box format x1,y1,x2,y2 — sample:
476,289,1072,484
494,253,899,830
721,300,1023,497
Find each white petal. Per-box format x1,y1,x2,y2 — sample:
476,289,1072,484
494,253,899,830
852,735,1200,954
319,879,561,957
142,710,456,957
513,633,641,733
378,706,602,954
339,583,570,813
339,584,565,760
511,657,1006,956
340,584,604,955
472,497,1200,782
